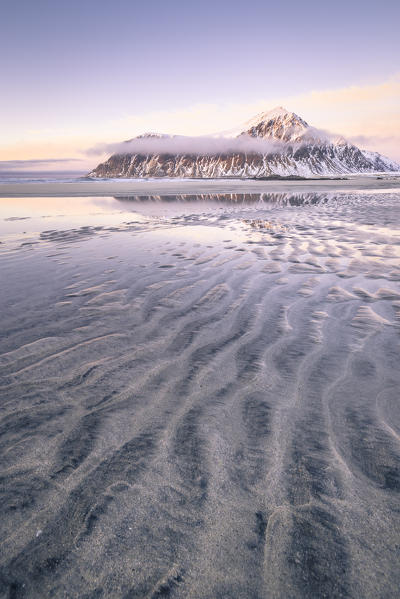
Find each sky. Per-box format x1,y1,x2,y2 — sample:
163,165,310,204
1,0,399,170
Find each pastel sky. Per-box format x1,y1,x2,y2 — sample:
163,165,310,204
1,0,399,170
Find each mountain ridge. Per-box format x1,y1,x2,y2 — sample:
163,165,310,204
89,107,400,178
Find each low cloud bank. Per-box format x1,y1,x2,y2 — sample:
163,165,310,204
349,134,400,146
88,136,287,157
87,128,332,158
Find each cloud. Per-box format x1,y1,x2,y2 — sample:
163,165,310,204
103,74,400,137
88,136,290,157
87,126,333,157
0,158,85,171
348,134,400,145
1,73,399,162
97,73,400,160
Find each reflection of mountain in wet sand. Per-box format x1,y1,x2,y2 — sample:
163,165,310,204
1,175,400,199
0,191,400,598
114,192,328,206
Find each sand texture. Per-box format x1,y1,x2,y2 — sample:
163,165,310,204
0,191,399,598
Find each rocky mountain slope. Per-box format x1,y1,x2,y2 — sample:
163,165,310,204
89,107,400,178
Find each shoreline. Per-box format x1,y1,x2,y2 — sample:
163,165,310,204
1,176,400,197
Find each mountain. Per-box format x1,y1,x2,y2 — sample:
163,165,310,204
88,108,400,178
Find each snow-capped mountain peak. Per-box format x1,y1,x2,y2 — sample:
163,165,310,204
332,135,348,147
134,132,171,139
89,108,400,178
240,107,310,143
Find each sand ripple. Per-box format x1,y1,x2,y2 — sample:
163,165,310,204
0,191,400,598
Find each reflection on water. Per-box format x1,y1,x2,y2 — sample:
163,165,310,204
115,192,327,204
1,191,399,247
114,192,328,211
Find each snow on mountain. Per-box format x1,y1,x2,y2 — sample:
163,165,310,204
360,149,400,172
241,107,310,143
135,132,172,139
89,108,400,178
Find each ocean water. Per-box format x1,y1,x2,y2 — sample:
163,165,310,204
0,171,89,184
0,192,399,598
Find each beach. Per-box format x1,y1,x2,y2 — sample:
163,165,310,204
1,175,400,198
1,184,400,598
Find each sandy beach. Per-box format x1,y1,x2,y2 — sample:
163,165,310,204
1,175,400,197
3,0,400,592
1,187,400,598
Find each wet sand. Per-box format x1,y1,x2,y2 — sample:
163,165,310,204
1,175,400,197
0,190,400,598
